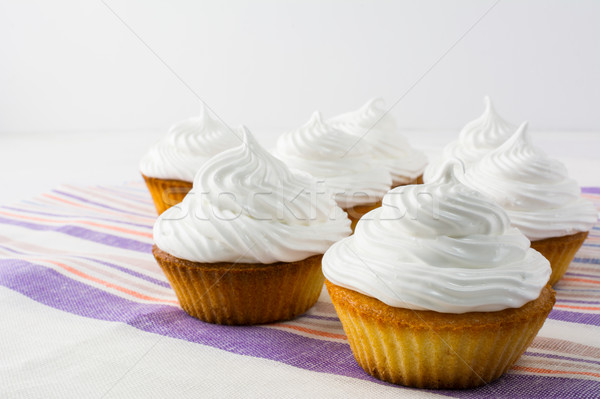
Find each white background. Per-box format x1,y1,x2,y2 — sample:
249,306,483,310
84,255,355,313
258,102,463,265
1,4,599,396
1,0,599,132
1,0,599,203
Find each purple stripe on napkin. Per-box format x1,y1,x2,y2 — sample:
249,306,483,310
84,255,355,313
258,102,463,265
52,189,152,218
1,205,153,229
0,216,151,253
79,257,171,288
548,309,600,326
582,187,600,194
524,351,600,366
2,258,600,398
0,259,368,379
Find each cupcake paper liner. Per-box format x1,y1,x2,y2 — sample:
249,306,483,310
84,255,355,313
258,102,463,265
142,174,193,215
531,231,589,286
153,245,324,325
326,280,555,389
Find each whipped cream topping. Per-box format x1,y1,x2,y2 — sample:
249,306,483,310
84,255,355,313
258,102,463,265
154,127,352,264
424,96,516,182
328,98,427,185
462,123,597,240
322,159,551,313
140,106,240,181
273,111,392,208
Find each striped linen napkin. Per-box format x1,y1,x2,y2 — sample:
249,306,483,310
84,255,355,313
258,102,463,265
0,182,598,398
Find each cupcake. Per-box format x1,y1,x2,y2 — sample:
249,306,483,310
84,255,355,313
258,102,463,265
153,127,351,325
328,98,427,187
462,123,597,285
423,96,516,182
322,160,554,389
140,106,239,214
273,111,392,230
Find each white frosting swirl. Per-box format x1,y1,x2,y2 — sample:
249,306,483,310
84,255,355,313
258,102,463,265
140,106,240,181
328,98,428,185
273,111,392,208
322,159,551,314
154,127,352,264
424,96,516,182
462,123,597,240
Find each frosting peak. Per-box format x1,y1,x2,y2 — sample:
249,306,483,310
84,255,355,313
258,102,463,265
322,159,551,313
458,96,516,150
380,161,509,240
462,123,597,240
154,127,351,264
424,97,516,182
139,106,239,181
273,112,392,208
329,98,397,134
481,122,570,187
328,98,428,185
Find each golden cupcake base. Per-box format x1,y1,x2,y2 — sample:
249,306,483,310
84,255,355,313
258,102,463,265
345,174,424,231
153,246,324,325
391,173,424,189
142,174,193,215
531,231,588,286
345,201,382,231
326,280,555,389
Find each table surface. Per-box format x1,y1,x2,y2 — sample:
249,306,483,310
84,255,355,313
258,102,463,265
1,129,599,398
1,129,599,204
